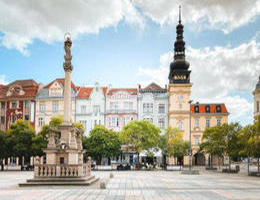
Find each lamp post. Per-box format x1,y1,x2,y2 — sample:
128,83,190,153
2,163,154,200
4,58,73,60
188,100,193,172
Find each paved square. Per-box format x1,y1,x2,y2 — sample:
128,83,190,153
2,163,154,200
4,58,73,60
0,170,260,200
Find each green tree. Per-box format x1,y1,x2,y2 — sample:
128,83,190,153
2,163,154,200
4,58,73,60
119,120,160,162
221,123,242,170
0,131,8,170
162,126,189,165
85,125,121,165
7,119,35,165
200,126,225,167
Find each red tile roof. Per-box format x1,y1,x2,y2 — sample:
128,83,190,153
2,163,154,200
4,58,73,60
0,79,39,99
191,104,228,114
44,78,77,91
107,88,137,95
77,87,108,98
77,87,93,98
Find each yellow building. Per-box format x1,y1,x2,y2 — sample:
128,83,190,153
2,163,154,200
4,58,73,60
253,76,260,121
168,9,229,166
35,78,77,133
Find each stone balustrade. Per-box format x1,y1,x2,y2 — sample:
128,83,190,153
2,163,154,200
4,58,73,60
34,164,90,177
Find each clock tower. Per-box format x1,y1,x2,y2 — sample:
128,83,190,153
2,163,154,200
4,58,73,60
168,6,192,165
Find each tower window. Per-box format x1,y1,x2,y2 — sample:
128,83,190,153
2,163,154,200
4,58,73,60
195,106,199,113
216,105,221,113
206,105,210,113
178,121,182,130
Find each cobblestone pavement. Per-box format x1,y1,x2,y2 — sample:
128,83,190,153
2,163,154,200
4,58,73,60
0,170,260,200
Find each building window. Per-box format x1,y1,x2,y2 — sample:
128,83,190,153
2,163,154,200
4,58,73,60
158,104,165,113
24,115,29,121
11,101,17,109
178,121,182,130
0,102,5,109
110,102,118,112
178,94,183,101
206,105,210,113
158,118,165,129
39,103,46,112
124,102,133,110
194,136,200,146
216,105,221,113
81,105,86,114
195,106,199,113
257,101,259,112
143,103,153,113
111,117,118,127
179,104,182,109
0,116,5,124
93,105,100,116
217,118,221,126
52,101,59,112
206,118,210,128
25,100,30,109
38,117,45,127
195,118,199,128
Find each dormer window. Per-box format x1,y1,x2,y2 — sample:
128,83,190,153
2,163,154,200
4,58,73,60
195,106,199,113
216,105,221,113
206,105,210,113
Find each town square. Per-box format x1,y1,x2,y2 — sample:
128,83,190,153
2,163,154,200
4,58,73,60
0,0,260,199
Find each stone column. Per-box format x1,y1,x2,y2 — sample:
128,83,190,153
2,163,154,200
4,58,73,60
16,157,19,166
63,35,73,125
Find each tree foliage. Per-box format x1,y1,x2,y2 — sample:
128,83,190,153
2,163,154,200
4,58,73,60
85,125,121,165
160,126,189,159
119,120,160,155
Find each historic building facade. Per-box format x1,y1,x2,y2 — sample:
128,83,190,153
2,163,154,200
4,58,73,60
0,79,39,131
105,88,138,132
253,76,260,121
35,78,77,133
137,83,168,134
75,82,107,135
168,10,229,165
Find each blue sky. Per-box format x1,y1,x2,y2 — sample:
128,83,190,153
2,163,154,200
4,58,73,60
0,0,259,126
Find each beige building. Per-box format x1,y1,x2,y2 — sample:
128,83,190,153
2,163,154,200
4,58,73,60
35,78,77,133
168,10,229,166
253,76,260,121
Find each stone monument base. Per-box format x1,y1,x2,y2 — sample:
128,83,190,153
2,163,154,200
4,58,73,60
19,175,99,187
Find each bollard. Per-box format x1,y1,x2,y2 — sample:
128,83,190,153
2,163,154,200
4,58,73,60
110,173,114,178
100,181,106,189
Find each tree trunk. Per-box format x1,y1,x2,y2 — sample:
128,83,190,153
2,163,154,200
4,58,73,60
97,156,102,165
229,156,231,171
108,157,111,166
257,158,260,173
248,156,250,175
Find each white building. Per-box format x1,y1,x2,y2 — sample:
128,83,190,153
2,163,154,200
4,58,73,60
75,82,107,136
137,83,168,134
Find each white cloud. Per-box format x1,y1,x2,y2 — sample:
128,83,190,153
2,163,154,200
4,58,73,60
0,75,8,85
0,0,144,55
133,0,260,33
138,39,260,124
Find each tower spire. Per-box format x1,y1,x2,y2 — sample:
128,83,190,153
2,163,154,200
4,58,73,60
179,5,181,24
168,6,191,84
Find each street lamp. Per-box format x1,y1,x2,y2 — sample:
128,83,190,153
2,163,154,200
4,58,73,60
188,100,193,173
181,100,199,175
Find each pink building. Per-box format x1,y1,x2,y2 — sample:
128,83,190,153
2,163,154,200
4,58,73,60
105,88,137,132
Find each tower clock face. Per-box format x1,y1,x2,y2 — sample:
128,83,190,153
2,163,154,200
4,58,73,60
173,75,186,80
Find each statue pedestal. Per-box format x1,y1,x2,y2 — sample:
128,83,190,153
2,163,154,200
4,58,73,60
19,124,99,186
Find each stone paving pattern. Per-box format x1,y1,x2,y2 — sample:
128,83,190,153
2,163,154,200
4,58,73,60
0,170,260,200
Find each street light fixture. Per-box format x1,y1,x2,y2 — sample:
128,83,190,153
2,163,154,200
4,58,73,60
181,100,199,175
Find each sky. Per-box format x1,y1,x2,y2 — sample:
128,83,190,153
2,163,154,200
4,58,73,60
0,0,259,126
